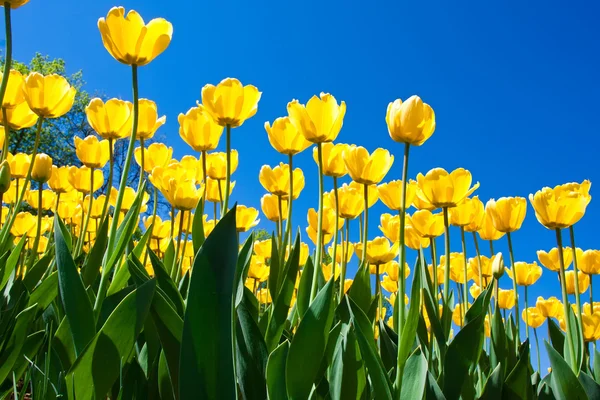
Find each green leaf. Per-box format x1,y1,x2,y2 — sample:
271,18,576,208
296,257,314,319
0,235,25,292
54,216,95,357
267,341,290,400
594,348,600,384
564,304,584,373
425,371,447,400
346,297,393,400
503,340,534,399
547,318,565,357
579,372,600,400
67,279,157,400
52,316,76,371
329,322,366,400
234,232,254,307
545,340,587,400
0,305,36,383
192,199,205,253
423,286,447,360
22,252,52,292
149,250,185,316
397,262,422,390
265,234,301,352
236,299,268,400
400,348,428,400
490,305,507,372
286,279,336,400
378,320,398,372
178,205,238,400
57,214,73,252
82,215,109,287
348,264,372,314
479,364,503,400
442,314,486,400
268,235,281,300
158,349,176,400
27,270,58,312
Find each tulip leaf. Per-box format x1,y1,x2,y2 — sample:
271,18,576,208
107,260,132,296
133,221,153,259
82,215,109,287
67,279,157,400
348,264,372,314
296,257,314,319
149,250,185,316
579,371,600,400
464,280,493,324
267,341,290,400
442,313,486,400
490,304,507,372
378,319,398,372
503,339,534,399
265,234,301,352
54,217,96,357
27,270,58,312
329,322,366,400
179,205,238,400
236,298,268,400
545,341,588,399
57,214,73,252
0,304,36,383
22,252,52,292
479,363,503,400
268,234,281,300
548,318,565,356
397,262,422,390
0,235,25,292
423,285,447,359
564,304,583,373
286,279,336,400
52,316,76,371
346,296,393,400
425,371,447,400
594,348,600,384
400,347,428,400
192,199,205,253
234,232,254,307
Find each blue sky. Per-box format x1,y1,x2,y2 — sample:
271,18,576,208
8,0,600,368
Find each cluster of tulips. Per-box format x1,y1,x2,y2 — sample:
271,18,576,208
0,1,599,399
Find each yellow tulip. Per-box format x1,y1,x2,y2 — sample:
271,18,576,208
10,212,36,238
203,216,216,237
536,296,563,319
450,196,483,227
506,261,542,286
7,152,30,179
287,93,346,143
31,153,53,183
2,1,30,9
58,200,81,222
443,253,472,284
134,143,173,173
335,183,364,219
522,307,545,329
143,216,171,240
529,181,591,229
260,193,287,222
156,178,202,212
74,136,110,169
379,213,400,243
236,205,260,233
206,150,238,180
477,206,505,241
248,255,269,281
581,313,600,342
136,99,166,140
350,181,379,207
416,168,479,208
579,250,600,275
327,242,354,264
429,264,445,287
171,210,193,236
384,260,409,281
68,166,104,194
453,304,470,326
258,288,272,304
285,242,310,266
0,101,39,130
26,189,56,211
386,95,436,146
0,70,25,108
48,166,74,194
377,180,417,211
98,7,173,66
322,262,341,281
205,178,235,204
265,116,311,156
497,288,516,310
410,209,444,238
412,192,436,211
314,143,350,178
485,197,527,233
463,197,485,232
564,271,590,295
583,302,600,316
179,155,204,183
110,187,150,213
470,283,482,299
381,276,398,293
85,98,133,140
22,72,76,118
254,239,272,259
83,195,105,219
4,180,27,204
178,105,223,152
537,247,573,272
0,161,9,194
354,237,399,265
343,146,394,185
468,255,494,285
201,78,261,128
259,163,304,200
405,221,430,250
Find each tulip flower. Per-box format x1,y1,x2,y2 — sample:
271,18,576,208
0,69,25,108
468,255,494,286
416,168,479,209
86,98,133,140
7,152,30,179
206,150,238,181
377,180,417,211
322,262,341,281
410,210,444,239
134,143,173,173
48,166,74,194
75,136,110,169
477,206,505,247
565,271,590,295
314,143,350,178
31,153,53,184
259,163,304,200
343,146,394,186
68,166,104,194
178,105,223,153
0,101,38,130
486,197,527,233
335,183,364,220
265,116,311,156
354,237,399,266
537,247,574,272
253,239,272,259
507,262,542,287
1,0,30,9
236,205,260,233
386,95,436,146
536,296,563,319
529,182,591,230
261,193,287,223
328,242,354,265
10,212,36,238
497,288,516,310
581,313,600,342
98,7,173,67
26,189,56,210
287,93,346,144
23,73,76,119
135,99,166,141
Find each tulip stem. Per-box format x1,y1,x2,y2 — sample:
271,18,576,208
489,240,494,256
172,210,185,281
75,169,94,258
556,228,577,371
284,153,293,250
460,227,469,319
277,195,283,250
27,184,44,268
396,143,410,336
223,124,231,213
217,179,224,219
0,4,12,126
591,278,594,314
137,138,145,191
1,108,10,162
506,232,521,345
430,238,439,315
339,219,350,303
201,150,207,216
331,176,339,283
443,207,451,305
472,232,484,287
534,327,541,373
106,65,139,258
361,183,369,265
570,226,584,339
524,285,530,340
143,188,159,268
101,138,114,220
375,263,381,323
310,143,325,302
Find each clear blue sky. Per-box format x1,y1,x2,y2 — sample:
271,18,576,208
8,0,600,367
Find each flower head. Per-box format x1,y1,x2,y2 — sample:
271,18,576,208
386,95,435,146
201,78,261,127
287,93,346,143
416,168,479,208
343,146,394,185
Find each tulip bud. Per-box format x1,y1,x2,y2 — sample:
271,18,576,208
492,252,505,279
0,161,11,194
31,153,53,183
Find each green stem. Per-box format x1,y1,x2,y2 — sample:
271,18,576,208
339,219,350,303
143,187,158,267
75,168,94,258
396,143,410,334
217,179,224,219
277,195,283,250
137,137,144,191
172,210,185,281
223,124,231,212
376,263,381,323
27,184,43,266
361,183,369,264
570,226,584,338
591,278,594,314
430,238,438,315
0,4,13,119
310,143,325,302
1,108,10,161
472,232,483,288
443,207,451,305
101,138,114,220
95,65,139,314
556,228,577,371
506,232,521,344
534,328,541,373
331,176,339,280
284,153,293,249
460,227,469,315
489,240,494,256
201,150,207,217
